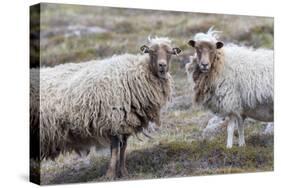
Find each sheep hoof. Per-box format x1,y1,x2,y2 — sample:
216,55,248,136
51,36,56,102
239,142,246,147
226,144,233,149
119,167,129,177
105,170,116,180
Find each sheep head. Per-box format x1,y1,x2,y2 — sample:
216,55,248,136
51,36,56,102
188,40,223,73
140,37,181,79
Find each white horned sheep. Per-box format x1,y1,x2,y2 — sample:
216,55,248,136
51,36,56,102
30,36,181,178
186,28,273,148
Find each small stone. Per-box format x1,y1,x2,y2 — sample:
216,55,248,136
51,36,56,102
263,122,274,135
202,116,228,140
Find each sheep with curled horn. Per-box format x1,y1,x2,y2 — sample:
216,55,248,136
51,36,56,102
186,27,273,148
30,36,181,179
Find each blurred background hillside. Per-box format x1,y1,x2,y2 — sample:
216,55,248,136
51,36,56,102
30,3,274,184
33,3,273,67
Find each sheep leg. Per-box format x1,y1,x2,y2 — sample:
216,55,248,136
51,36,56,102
226,116,236,148
105,136,120,179
237,115,246,147
119,135,129,177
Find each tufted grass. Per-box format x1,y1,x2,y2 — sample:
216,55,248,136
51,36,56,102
39,109,273,184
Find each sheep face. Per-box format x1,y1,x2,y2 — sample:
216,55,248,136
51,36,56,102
141,44,181,79
188,40,223,73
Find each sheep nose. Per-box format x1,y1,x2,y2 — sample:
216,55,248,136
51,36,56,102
201,63,208,67
159,63,167,68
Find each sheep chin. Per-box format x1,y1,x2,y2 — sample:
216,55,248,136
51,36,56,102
158,71,168,80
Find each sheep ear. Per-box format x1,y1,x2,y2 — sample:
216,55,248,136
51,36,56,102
188,40,196,48
216,41,224,49
172,47,182,55
140,45,149,53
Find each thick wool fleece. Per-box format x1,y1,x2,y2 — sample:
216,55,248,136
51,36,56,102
186,44,273,116
30,53,172,159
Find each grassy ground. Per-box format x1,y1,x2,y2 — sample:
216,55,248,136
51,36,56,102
31,3,274,184
40,109,273,184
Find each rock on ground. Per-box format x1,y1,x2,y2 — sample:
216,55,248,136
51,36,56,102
202,116,229,140
263,122,274,135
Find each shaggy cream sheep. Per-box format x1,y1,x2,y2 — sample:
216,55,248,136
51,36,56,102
186,28,273,148
30,36,181,178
